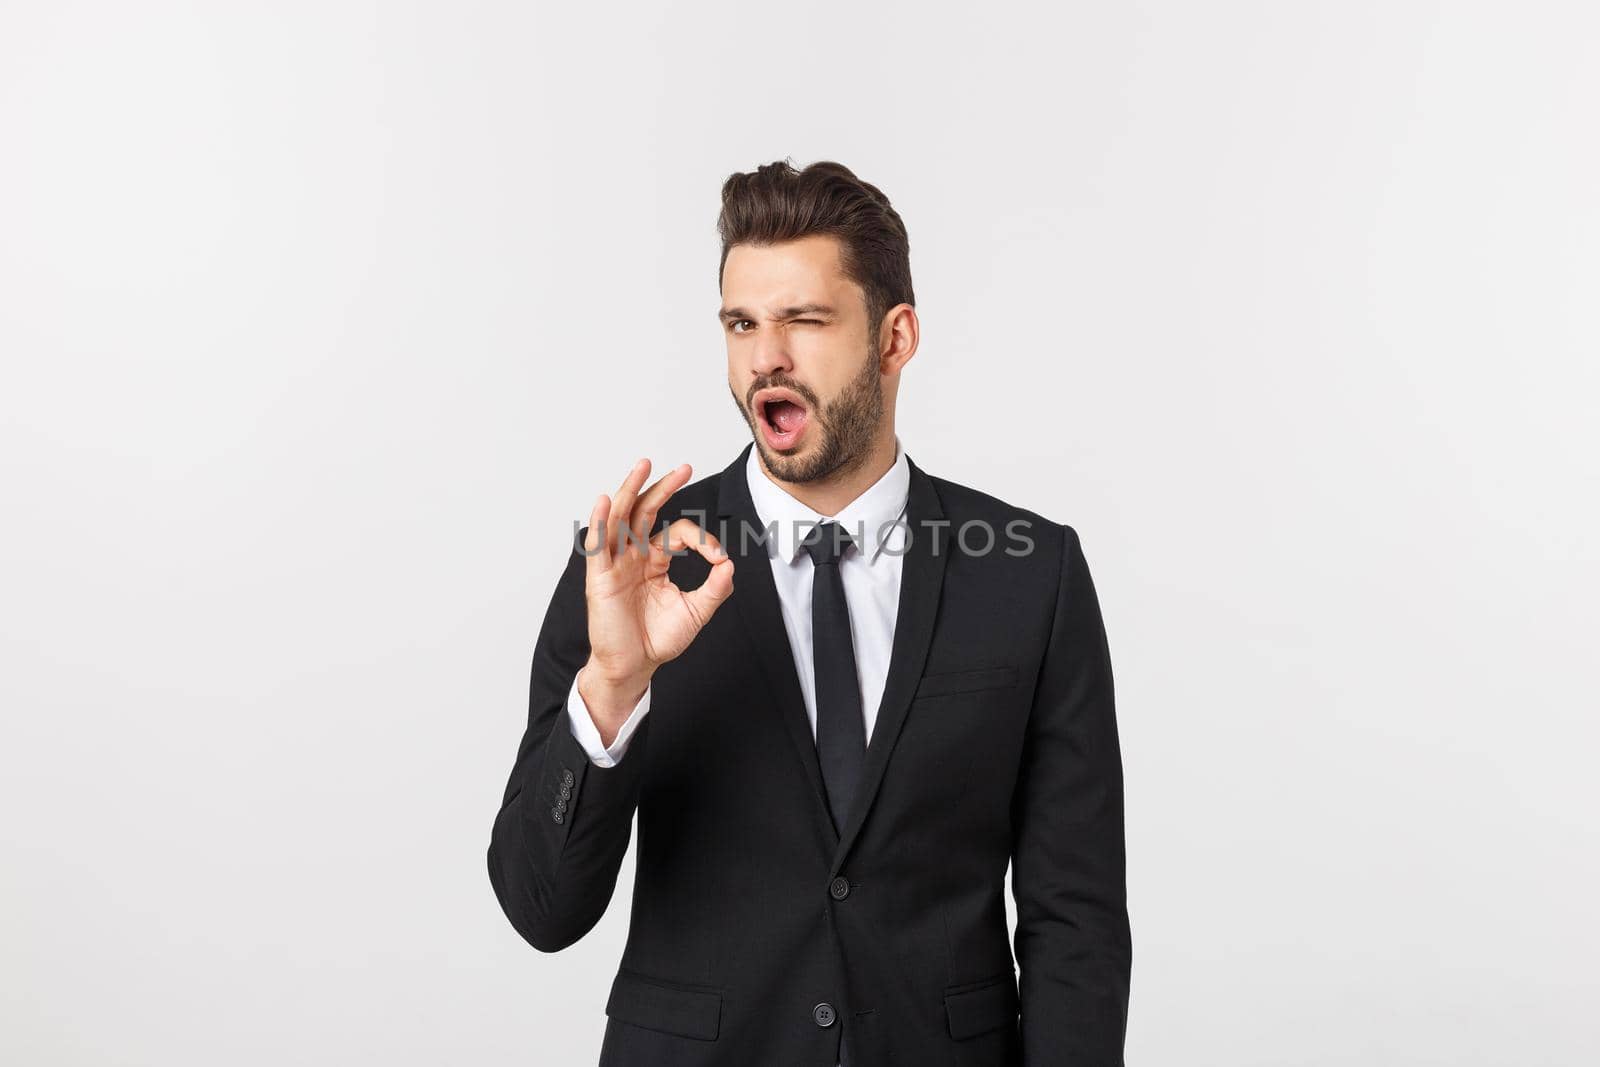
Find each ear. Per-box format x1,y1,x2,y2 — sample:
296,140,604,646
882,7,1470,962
877,303,920,375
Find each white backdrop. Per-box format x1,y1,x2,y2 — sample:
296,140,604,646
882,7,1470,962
2,2,1596,1064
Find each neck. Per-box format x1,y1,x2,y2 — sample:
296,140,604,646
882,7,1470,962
758,428,898,518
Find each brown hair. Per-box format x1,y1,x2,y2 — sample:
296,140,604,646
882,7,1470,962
716,159,915,333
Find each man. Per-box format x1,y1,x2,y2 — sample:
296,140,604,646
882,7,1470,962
487,159,1131,1066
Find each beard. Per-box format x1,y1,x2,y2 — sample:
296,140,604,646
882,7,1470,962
730,340,884,485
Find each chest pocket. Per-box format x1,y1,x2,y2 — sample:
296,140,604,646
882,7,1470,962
914,665,1017,700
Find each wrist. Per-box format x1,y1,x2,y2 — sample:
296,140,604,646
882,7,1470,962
577,660,650,731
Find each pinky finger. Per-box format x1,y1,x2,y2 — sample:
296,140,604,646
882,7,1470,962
585,494,613,573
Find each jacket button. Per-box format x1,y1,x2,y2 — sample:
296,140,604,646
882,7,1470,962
828,876,851,900
812,1002,836,1028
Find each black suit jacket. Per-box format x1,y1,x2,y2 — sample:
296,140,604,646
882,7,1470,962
488,444,1131,1066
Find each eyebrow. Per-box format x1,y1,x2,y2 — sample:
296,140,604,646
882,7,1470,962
717,303,837,323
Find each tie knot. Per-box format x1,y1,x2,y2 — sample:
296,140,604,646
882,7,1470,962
800,521,854,566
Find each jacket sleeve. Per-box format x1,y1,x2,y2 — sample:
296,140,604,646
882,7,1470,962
487,527,651,952
1011,524,1132,1064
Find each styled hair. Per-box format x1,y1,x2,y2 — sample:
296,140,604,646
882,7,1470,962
716,159,915,332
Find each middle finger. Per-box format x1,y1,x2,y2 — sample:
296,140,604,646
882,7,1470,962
609,457,658,557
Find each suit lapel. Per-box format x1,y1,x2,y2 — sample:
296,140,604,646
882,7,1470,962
712,443,951,869
830,453,948,873
716,444,839,846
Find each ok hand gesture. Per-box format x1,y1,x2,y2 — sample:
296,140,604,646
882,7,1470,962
577,459,736,737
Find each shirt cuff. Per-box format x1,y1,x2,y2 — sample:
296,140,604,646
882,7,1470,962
566,669,652,768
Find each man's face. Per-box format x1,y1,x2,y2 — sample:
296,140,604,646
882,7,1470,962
721,234,884,484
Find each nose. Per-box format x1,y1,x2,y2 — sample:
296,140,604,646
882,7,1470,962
749,328,793,379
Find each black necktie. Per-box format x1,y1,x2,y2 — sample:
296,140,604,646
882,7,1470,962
801,521,865,836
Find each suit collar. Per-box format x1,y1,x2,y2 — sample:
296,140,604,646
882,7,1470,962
741,436,911,565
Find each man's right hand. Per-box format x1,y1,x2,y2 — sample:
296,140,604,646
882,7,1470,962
576,458,736,745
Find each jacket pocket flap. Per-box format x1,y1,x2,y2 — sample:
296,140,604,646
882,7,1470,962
916,665,1018,700
606,971,722,1041
943,974,1019,1040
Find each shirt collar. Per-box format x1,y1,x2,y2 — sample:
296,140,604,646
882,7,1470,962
744,435,911,564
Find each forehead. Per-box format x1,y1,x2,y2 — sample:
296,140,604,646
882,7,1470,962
721,234,860,312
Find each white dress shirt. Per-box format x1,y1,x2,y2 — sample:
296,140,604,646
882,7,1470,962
566,436,912,768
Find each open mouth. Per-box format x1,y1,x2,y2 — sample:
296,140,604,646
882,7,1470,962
754,387,810,452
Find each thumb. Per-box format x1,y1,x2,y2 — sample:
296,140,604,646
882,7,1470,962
684,557,735,623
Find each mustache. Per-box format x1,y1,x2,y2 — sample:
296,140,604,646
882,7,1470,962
746,376,821,409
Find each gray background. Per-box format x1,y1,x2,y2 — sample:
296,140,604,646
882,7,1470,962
2,2,1596,1064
